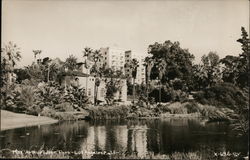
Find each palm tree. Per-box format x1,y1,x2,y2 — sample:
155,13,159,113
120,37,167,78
2,42,22,69
1,42,22,84
32,50,42,63
89,49,103,105
42,57,52,82
64,54,78,71
1,42,22,109
125,58,139,104
82,47,93,70
156,59,166,103
144,57,155,105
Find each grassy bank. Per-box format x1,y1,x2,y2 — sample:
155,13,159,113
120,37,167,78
0,110,58,131
0,149,247,160
40,107,89,121
83,102,233,122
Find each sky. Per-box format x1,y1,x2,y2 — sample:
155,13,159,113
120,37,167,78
2,0,249,67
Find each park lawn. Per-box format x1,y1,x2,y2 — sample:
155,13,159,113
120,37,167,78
0,110,58,131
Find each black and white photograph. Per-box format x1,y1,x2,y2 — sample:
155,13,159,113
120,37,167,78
0,0,249,159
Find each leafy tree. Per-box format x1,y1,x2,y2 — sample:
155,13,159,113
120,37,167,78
144,56,155,105
25,64,44,83
220,55,240,85
42,57,64,82
193,52,221,90
235,27,249,89
201,52,221,87
147,40,194,102
156,59,167,103
148,41,194,89
220,27,249,89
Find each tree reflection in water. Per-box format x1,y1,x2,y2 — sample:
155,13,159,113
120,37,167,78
0,119,248,158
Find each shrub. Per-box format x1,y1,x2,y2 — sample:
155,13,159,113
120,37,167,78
54,102,74,112
36,82,64,109
157,104,171,113
40,107,56,118
193,82,248,109
165,102,188,114
184,101,200,113
196,104,229,121
86,105,130,120
63,85,89,109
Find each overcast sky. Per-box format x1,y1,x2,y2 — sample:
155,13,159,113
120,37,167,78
2,0,249,67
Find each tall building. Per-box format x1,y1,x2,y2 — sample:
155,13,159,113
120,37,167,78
100,47,125,73
124,50,146,85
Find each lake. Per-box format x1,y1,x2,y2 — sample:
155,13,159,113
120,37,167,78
0,118,248,158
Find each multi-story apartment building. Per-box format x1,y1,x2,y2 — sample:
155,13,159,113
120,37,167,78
100,47,125,73
124,50,146,85
99,47,146,85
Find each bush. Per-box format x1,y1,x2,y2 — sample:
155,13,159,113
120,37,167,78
86,105,130,120
196,104,229,121
163,102,188,114
193,82,248,109
184,101,200,113
54,102,74,112
40,107,56,118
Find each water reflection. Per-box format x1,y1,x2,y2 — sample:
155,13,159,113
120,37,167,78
128,124,148,157
0,119,248,157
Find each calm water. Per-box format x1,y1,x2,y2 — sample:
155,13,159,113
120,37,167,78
0,118,248,157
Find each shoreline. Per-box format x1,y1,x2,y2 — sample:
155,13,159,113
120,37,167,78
0,110,58,131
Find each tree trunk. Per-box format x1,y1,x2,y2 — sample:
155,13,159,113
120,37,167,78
47,65,50,82
146,83,149,106
146,76,150,107
96,86,99,105
133,78,135,104
159,82,161,104
94,84,97,106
